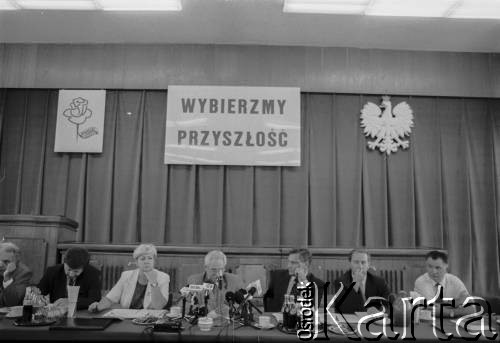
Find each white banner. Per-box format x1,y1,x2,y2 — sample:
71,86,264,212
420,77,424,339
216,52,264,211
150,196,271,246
54,90,106,153
165,86,301,166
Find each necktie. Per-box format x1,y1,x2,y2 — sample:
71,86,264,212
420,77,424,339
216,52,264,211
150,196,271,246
435,283,443,303
359,283,366,302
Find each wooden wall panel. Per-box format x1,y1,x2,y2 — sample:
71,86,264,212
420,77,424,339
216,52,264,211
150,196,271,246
0,44,498,98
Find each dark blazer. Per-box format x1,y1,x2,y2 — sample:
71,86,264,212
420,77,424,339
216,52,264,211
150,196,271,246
37,264,101,310
264,269,325,312
0,262,33,307
334,270,390,314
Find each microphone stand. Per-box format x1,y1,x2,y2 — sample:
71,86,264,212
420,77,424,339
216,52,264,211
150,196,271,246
234,299,261,329
247,300,263,315
214,277,228,327
203,291,209,317
181,296,188,322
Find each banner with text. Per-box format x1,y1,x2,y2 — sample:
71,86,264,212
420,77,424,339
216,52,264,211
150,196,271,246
165,86,301,166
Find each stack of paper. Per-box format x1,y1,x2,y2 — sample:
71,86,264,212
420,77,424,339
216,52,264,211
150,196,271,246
102,309,166,319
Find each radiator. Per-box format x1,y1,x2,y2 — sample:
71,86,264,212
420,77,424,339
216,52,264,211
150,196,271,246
326,268,404,294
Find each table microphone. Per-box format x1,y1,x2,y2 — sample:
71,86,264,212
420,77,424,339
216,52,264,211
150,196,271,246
225,291,235,304
225,291,236,318
234,289,246,304
244,287,257,301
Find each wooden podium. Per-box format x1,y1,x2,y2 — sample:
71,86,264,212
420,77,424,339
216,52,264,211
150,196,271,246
0,215,78,283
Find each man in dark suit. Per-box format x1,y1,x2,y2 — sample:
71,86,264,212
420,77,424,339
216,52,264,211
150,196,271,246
334,249,390,313
0,241,33,307
264,248,325,312
38,247,101,310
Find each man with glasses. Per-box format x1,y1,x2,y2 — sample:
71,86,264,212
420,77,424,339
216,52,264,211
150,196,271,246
186,250,244,315
0,241,33,306
38,247,101,310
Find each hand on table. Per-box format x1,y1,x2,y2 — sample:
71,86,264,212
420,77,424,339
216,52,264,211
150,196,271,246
88,302,101,313
54,298,68,308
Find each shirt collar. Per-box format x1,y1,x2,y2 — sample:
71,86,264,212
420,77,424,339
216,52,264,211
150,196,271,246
427,273,447,287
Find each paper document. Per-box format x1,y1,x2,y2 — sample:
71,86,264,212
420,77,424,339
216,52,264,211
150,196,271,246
103,309,166,319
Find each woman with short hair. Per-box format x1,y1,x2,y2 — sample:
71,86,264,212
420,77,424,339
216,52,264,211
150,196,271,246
88,244,169,312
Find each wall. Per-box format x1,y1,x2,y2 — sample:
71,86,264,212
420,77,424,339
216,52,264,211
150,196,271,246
1,43,499,98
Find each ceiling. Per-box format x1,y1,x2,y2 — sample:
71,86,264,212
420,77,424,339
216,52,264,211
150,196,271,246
1,0,499,52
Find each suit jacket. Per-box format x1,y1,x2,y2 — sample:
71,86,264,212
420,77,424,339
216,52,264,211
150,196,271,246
334,270,391,314
0,262,33,307
263,269,325,312
105,269,170,309
37,264,101,310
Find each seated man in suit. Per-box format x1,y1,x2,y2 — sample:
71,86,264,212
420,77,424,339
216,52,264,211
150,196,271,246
38,247,101,310
264,248,325,312
0,241,33,307
334,249,390,313
414,250,475,318
186,250,244,316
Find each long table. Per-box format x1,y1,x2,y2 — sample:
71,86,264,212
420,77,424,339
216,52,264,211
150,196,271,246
1,310,498,342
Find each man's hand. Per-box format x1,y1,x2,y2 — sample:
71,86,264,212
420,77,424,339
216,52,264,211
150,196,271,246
54,298,69,308
352,269,365,292
88,302,100,313
296,265,309,284
3,262,17,281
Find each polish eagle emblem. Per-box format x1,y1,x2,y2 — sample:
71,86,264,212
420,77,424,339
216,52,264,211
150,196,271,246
360,95,414,155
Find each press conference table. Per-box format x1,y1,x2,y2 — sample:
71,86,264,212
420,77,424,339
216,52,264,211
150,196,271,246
0,310,498,342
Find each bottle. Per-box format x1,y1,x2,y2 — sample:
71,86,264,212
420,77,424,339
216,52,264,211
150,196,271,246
289,295,297,330
22,287,33,322
295,296,302,330
282,294,290,329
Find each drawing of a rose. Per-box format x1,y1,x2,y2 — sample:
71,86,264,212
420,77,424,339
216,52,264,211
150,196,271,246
63,97,93,141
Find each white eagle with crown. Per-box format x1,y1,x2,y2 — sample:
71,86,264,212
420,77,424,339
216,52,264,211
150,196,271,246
360,95,414,155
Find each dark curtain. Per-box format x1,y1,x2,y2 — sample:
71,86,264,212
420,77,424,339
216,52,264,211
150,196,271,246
0,89,499,294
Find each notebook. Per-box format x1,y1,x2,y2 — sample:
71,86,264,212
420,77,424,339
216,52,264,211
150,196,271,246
49,317,115,331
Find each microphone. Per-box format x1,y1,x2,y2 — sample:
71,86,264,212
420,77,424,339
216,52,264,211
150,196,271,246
215,270,224,290
225,291,235,304
234,289,246,304
234,288,263,318
244,287,257,301
179,286,191,297
225,291,236,319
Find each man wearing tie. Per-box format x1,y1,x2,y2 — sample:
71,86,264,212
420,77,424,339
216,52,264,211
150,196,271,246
334,249,390,313
264,248,325,312
414,250,474,317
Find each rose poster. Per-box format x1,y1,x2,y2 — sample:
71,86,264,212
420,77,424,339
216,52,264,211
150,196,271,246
54,90,106,152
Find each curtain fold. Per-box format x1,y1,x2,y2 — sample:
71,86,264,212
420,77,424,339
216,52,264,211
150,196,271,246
1,89,499,294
